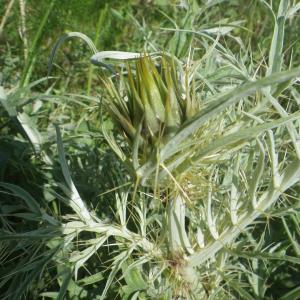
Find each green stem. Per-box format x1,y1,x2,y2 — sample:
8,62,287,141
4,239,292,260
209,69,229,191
167,193,193,255
86,5,108,95
20,0,56,87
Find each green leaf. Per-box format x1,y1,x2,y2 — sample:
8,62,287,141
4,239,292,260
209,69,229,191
267,0,289,77
55,124,94,225
140,57,165,123
0,182,41,214
100,249,134,300
49,32,97,75
17,112,43,152
228,249,300,265
191,112,300,163
188,160,300,268
248,139,265,208
137,67,300,182
77,271,104,286
122,261,147,291
287,3,300,18
39,292,59,299
57,269,72,300
162,68,300,160
282,216,300,256
102,122,127,162
0,86,15,116
5,247,59,300
0,228,60,240
279,286,300,300
167,110,300,179
70,236,107,281
226,280,256,300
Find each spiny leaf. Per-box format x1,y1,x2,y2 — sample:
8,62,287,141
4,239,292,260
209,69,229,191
137,67,300,182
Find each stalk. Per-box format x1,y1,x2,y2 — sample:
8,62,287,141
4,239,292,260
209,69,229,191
168,193,186,253
18,0,28,61
20,0,56,86
167,193,197,285
86,5,108,96
0,0,16,36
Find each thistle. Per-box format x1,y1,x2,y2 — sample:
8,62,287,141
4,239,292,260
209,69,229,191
99,55,201,181
2,0,300,297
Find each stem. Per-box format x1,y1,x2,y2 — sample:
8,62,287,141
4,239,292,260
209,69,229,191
0,0,16,36
19,0,28,61
20,0,56,86
167,193,198,285
168,194,185,253
167,193,193,254
86,5,108,95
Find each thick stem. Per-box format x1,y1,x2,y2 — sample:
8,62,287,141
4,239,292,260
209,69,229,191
168,193,186,253
167,193,198,286
167,193,194,256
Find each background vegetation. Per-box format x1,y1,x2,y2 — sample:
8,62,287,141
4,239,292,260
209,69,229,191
1,0,300,299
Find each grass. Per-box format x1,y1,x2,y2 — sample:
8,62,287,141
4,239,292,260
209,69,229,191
1,0,300,299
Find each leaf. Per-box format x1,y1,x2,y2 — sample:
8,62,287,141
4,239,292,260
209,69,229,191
0,82,47,154
57,268,72,300
55,124,94,225
140,57,165,122
226,280,256,300
5,247,59,300
17,112,43,152
39,292,59,299
168,194,193,254
77,271,104,286
91,51,159,63
264,90,300,158
202,21,245,36
287,3,300,18
49,32,98,75
266,0,288,77
102,123,127,162
173,210,193,254
0,86,15,116
100,249,133,300
187,160,300,268
132,120,143,170
71,237,107,281
228,249,300,265
0,228,59,240
192,113,299,163
162,68,300,160
122,261,147,291
282,216,300,256
0,182,41,214
137,67,300,182
166,110,300,179
279,286,300,300
248,139,265,208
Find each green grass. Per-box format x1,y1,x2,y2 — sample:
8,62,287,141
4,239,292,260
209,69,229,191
1,0,300,299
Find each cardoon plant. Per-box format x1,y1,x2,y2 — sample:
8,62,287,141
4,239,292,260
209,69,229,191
1,0,300,299
88,45,300,298
47,4,300,295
